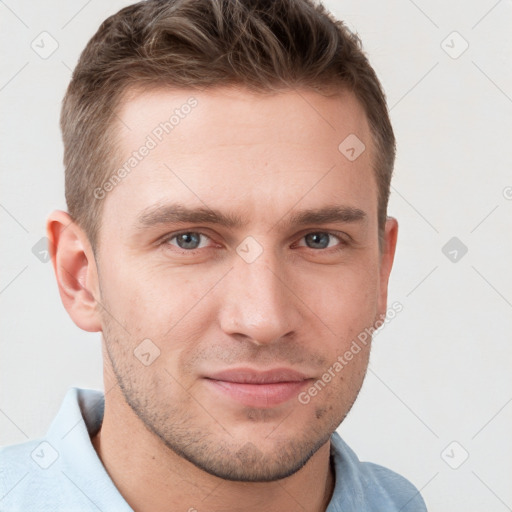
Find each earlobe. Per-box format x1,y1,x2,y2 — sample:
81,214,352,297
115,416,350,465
46,210,102,333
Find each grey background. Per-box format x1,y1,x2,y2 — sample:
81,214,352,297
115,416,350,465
1,1,511,510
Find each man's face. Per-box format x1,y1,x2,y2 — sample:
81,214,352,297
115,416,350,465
93,86,395,481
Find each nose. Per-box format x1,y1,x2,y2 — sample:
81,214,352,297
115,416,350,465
218,251,302,346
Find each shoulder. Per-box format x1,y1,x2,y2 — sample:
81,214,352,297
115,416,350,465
0,438,66,511
0,438,43,489
0,387,125,512
328,431,427,512
357,461,427,511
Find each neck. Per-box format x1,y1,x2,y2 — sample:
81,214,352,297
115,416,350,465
92,383,335,512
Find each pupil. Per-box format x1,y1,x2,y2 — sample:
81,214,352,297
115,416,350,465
178,233,200,249
306,233,329,249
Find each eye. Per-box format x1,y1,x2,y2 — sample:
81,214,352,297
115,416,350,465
298,232,343,250
166,232,211,250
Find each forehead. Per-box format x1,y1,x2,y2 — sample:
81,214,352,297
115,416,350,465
101,86,376,233
116,85,370,154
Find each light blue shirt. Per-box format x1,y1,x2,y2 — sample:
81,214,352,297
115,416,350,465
0,388,427,511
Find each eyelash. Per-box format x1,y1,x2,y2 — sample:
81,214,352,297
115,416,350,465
160,230,350,253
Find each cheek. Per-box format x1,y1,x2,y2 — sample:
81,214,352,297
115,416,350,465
294,257,380,338
292,263,380,406
299,346,370,429
99,257,222,361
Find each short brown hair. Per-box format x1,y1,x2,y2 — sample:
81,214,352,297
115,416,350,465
61,0,395,251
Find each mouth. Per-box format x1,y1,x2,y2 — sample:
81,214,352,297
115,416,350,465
203,367,313,408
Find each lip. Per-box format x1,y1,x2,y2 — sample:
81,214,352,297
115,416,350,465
203,367,313,408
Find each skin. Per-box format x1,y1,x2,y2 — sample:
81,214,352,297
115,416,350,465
48,86,398,512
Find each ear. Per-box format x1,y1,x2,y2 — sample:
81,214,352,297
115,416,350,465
376,217,399,319
46,210,102,332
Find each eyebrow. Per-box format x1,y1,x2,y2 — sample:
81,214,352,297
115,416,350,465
285,205,367,227
135,203,244,229
134,203,367,230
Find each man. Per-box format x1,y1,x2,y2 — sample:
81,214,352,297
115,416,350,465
0,0,427,510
